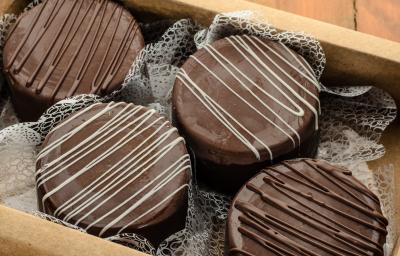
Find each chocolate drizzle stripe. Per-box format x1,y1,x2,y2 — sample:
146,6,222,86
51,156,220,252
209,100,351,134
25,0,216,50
280,162,334,192
268,165,387,233
262,171,383,247
91,7,123,93
14,0,65,74
34,0,95,93
100,24,140,93
237,226,305,256
306,161,375,210
228,248,257,256
236,201,364,256
27,0,84,87
238,215,320,256
66,0,109,97
50,0,105,99
264,174,386,233
246,183,382,255
267,177,386,245
5,0,50,69
42,0,60,28
96,19,137,93
303,160,387,224
37,103,190,237
283,193,383,254
4,16,21,42
306,160,381,205
67,3,119,97
176,36,319,160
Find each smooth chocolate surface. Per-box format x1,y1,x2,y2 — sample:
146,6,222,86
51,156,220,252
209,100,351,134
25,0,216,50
3,0,144,121
36,102,191,247
173,35,320,190
226,159,388,256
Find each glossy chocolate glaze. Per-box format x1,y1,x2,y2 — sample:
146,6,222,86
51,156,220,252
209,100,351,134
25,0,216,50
173,35,320,191
36,102,191,247
3,0,144,121
226,159,387,256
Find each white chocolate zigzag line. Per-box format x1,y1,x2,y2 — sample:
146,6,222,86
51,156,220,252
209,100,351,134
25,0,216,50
243,36,321,113
39,109,157,208
36,103,142,178
37,103,136,166
61,123,179,222
45,102,104,137
37,102,123,160
227,36,319,129
238,35,321,110
177,36,320,160
177,70,271,160
251,36,320,91
92,155,190,236
75,135,186,226
97,150,190,236
54,118,168,217
36,106,151,183
276,41,319,86
39,103,191,238
117,184,189,235
204,45,305,118
191,52,298,147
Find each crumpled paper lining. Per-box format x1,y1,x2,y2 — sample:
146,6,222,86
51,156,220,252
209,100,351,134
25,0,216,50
0,2,397,255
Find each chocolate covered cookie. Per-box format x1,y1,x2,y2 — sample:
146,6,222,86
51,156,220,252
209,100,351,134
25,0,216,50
3,0,144,121
173,35,320,191
226,159,387,256
36,102,191,246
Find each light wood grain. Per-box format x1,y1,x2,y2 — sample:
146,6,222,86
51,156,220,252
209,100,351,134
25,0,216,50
246,0,355,29
0,205,148,256
356,0,400,42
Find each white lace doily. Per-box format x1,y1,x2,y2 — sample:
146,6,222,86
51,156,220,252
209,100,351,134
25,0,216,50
0,4,397,256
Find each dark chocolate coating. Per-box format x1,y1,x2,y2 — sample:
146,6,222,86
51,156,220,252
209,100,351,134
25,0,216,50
3,0,144,121
226,159,388,256
36,102,191,247
172,35,320,192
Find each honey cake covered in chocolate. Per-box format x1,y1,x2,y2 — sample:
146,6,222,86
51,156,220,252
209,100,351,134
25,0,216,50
173,35,320,191
3,0,144,121
226,159,388,256
36,102,191,246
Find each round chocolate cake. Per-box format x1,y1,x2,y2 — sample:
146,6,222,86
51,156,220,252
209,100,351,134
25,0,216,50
3,0,144,121
226,159,388,256
36,102,191,246
173,35,320,191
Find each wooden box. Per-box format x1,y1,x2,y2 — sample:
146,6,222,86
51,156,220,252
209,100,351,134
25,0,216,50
0,0,399,255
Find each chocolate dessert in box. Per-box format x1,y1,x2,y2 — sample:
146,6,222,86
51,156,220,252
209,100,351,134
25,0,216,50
0,0,399,255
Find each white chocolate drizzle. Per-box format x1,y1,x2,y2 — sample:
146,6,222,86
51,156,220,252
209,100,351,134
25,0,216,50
36,102,190,236
176,35,320,161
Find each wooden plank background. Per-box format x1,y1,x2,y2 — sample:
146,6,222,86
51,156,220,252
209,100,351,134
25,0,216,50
247,0,400,42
